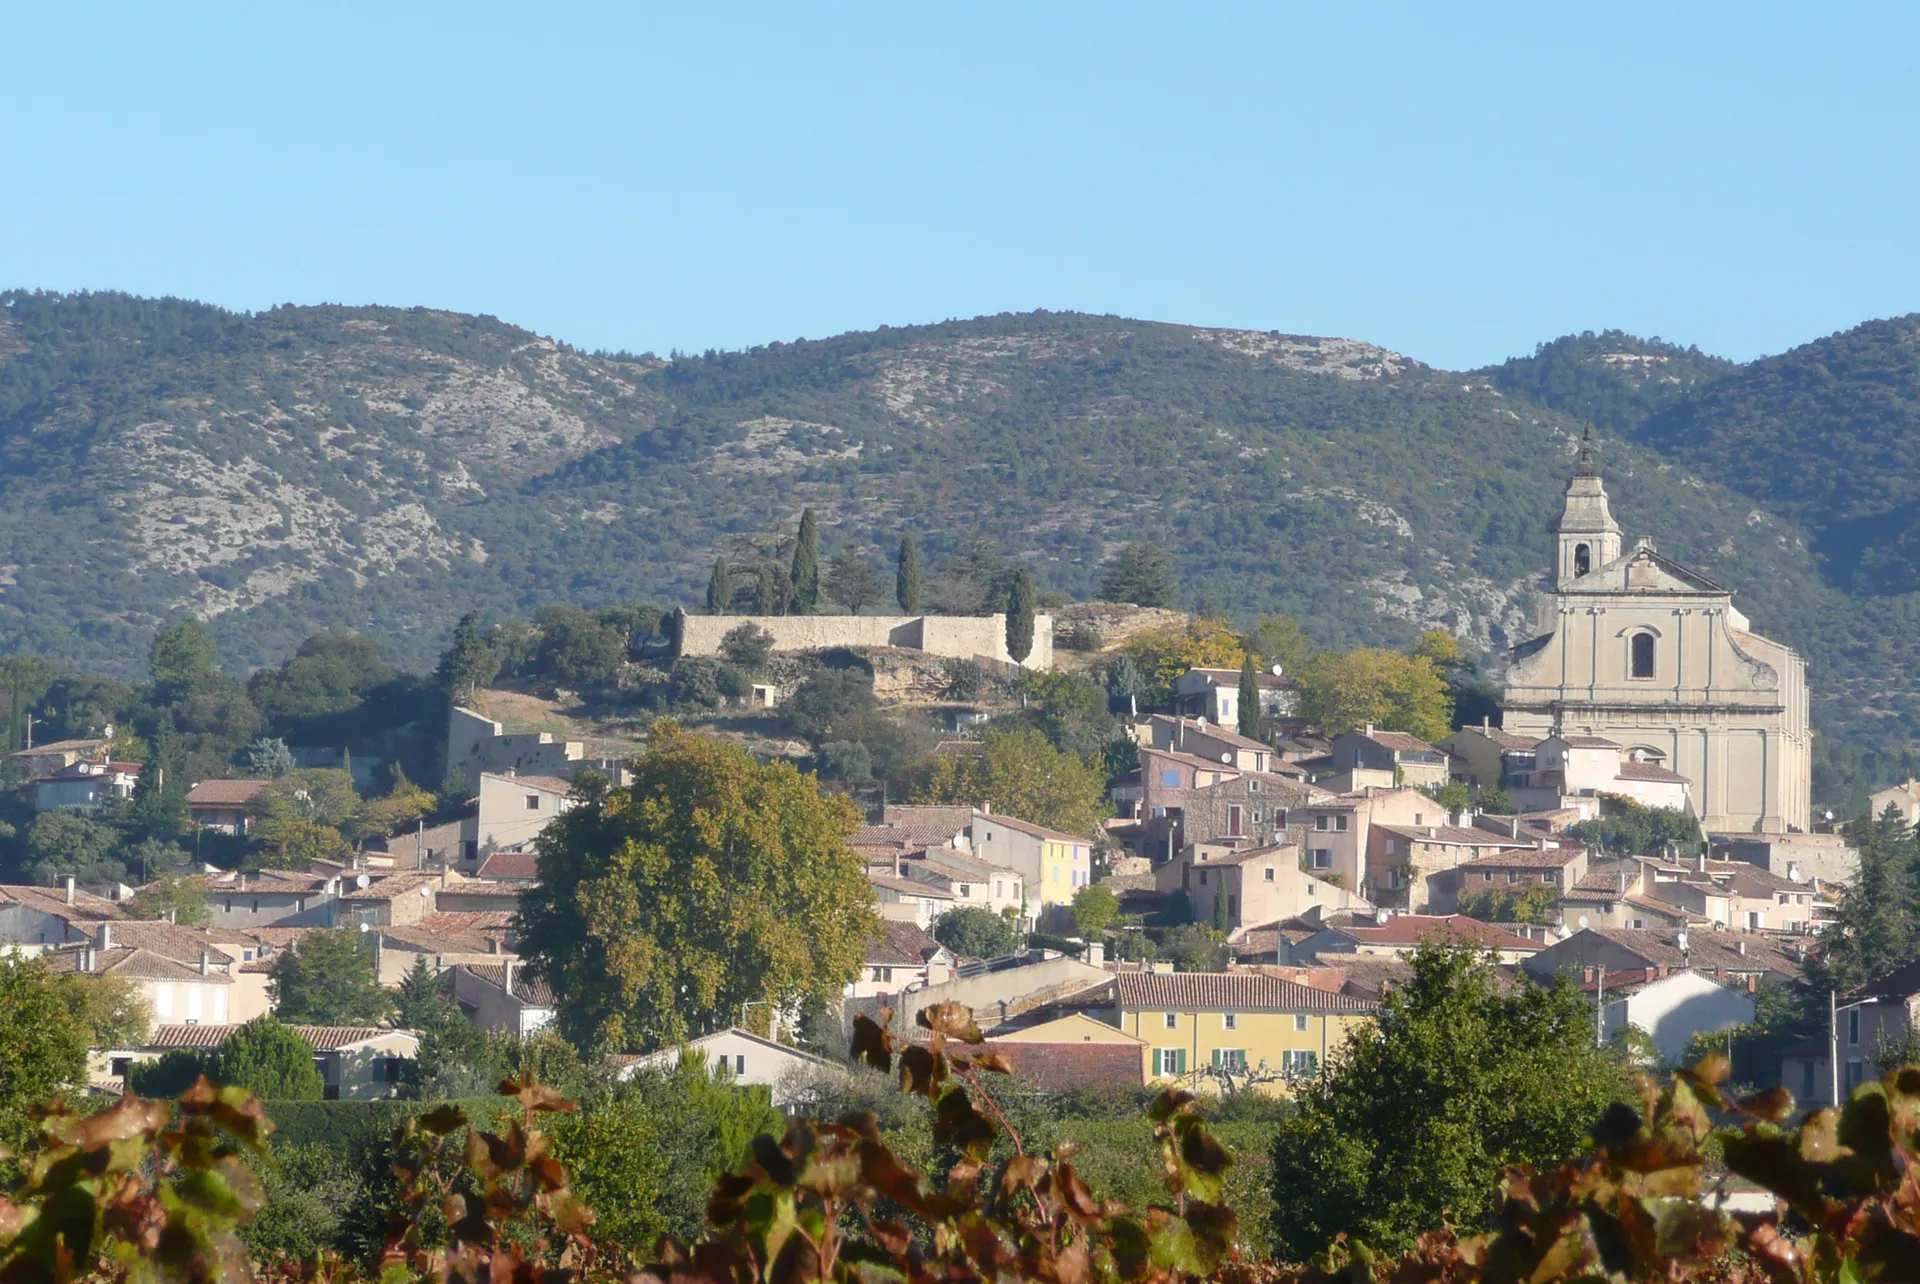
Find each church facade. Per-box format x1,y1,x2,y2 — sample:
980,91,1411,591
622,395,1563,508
1502,439,1810,833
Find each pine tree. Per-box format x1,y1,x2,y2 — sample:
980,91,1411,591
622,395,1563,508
1238,652,1262,739
1109,653,1144,719
896,535,922,614
1005,569,1036,664
1100,542,1176,608
437,611,496,700
706,559,732,615
791,509,820,613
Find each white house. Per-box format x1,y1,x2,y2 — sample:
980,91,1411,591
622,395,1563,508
446,960,555,1037
475,772,575,857
33,760,142,813
1173,667,1298,727
1602,969,1755,1065
619,1027,829,1108
848,921,956,998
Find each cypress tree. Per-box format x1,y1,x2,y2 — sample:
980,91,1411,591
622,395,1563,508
707,559,732,615
897,535,922,614
753,564,778,614
1006,569,1036,664
1238,652,1262,739
791,509,820,613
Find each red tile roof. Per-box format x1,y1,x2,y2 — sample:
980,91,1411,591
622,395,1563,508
186,779,271,806
1361,730,1439,753
476,850,540,880
458,963,555,1005
1332,915,1540,952
482,773,575,795
866,920,949,966
146,1024,399,1051
1459,845,1582,869
1617,761,1691,784
979,1039,1144,1091
1112,970,1378,1013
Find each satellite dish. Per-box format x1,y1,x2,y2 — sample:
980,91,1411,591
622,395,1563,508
1577,914,1590,930
418,884,432,898
1270,664,1284,677
357,921,370,934
1374,909,1389,926
1221,753,1233,764
355,873,371,889
1676,931,1689,951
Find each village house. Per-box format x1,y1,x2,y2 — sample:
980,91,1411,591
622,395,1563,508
1171,840,1371,937
9,737,113,780
1140,715,1282,775
475,771,575,857
184,780,271,835
969,811,1092,923
46,938,235,1033
1779,957,1920,1106
1072,971,1378,1092
1512,735,1694,815
619,1028,830,1108
196,870,339,930
334,871,468,929
869,874,955,929
893,848,1027,924
848,921,955,998
77,921,275,1023
1867,778,1920,827
445,960,555,1037
1598,969,1756,1064
1171,668,1300,729
0,880,123,946
1298,786,1438,893
1438,722,1542,793
1521,927,1804,993
32,759,142,813
972,1013,1149,1092
1178,770,1315,852
1369,824,1554,914
1120,747,1257,860
1709,831,1858,886
1288,913,1543,966
365,911,520,985
1326,726,1449,791
114,1024,418,1100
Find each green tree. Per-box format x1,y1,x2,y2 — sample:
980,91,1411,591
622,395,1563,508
896,535,922,614
551,1053,781,1261
126,1048,209,1098
43,969,149,1051
436,611,499,700
1429,781,1471,814
752,564,779,614
518,721,879,1051
1268,943,1631,1259
393,954,447,1032
1236,653,1261,739
790,508,821,613
1297,647,1452,742
24,811,124,886
907,726,1110,836
0,654,54,755
1070,883,1120,938
706,558,732,615
1005,568,1036,664
1244,615,1315,677
1807,806,1917,993
828,546,884,615
1159,923,1228,972
719,623,774,671
268,929,392,1025
243,736,295,778
1099,542,1176,608
932,906,1020,959
0,958,89,1146
785,667,876,742
1477,786,1516,814
150,620,218,685
1107,653,1144,718
126,873,209,925
212,1017,325,1100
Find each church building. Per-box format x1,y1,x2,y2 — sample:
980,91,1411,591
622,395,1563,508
1502,432,1810,833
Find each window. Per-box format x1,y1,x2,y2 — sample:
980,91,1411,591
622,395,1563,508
995,881,1003,897
1849,1008,1861,1046
958,884,971,898
735,1054,747,1074
1507,871,1521,884
1574,543,1591,576
1211,1048,1246,1071
874,967,893,983
1315,815,1329,831
1223,1013,1237,1030
1153,1048,1188,1077
1228,805,1244,836
526,794,542,810
1385,838,1397,855
1164,1012,1179,1030
1263,868,1276,882
378,1057,403,1083
1310,849,1332,870
1539,871,1554,883
1226,895,1237,918
1294,1013,1310,1032
1197,869,1207,886
1747,911,1762,929
1282,1050,1319,1079
1160,770,1181,788
1630,632,1656,679
1847,1058,1865,1089
1335,815,1348,832
1350,749,1363,768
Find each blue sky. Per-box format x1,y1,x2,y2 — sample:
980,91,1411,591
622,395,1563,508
4,4,1916,369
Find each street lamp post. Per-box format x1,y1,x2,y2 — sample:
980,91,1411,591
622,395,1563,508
1830,991,1881,1107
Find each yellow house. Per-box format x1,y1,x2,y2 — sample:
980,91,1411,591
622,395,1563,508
969,811,1092,923
1101,971,1377,1090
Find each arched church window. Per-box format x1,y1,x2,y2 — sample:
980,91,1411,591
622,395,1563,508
1630,631,1656,679
1574,543,1591,576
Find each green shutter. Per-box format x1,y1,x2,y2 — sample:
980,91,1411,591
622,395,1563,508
1210,1048,1221,1068
1175,1048,1187,1075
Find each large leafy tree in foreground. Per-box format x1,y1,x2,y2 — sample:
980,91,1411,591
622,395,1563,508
519,722,878,1051
1268,943,1631,1260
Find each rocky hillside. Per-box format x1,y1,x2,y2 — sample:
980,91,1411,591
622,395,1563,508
1,290,1915,741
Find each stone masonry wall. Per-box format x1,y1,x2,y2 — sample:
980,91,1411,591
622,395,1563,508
676,611,1053,670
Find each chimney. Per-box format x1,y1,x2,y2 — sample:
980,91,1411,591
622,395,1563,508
502,957,515,997
981,801,991,815
1365,722,1375,737
1482,716,1491,733
100,923,111,951
198,951,210,976
1737,939,1747,956
1697,851,1707,873
65,875,75,906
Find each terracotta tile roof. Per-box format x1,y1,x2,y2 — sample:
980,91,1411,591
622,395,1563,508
881,805,975,831
194,870,332,894
482,772,575,795
1616,761,1691,784
83,922,247,964
868,874,954,900
46,947,232,983
853,820,968,850
1568,928,1802,977
1194,841,1296,867
1376,824,1535,848
1461,728,1542,750
973,812,1090,844
10,737,110,758
340,873,440,902
420,911,516,933
978,1038,1144,1091
186,779,271,805
1300,952,1416,999
1112,970,1379,1013
866,921,949,966
1140,747,1252,775
1555,735,1621,749
458,963,555,1006
1459,845,1582,868
1332,915,1540,952
0,883,124,919
1359,730,1439,753
146,1024,398,1051
476,850,540,880
910,849,1012,881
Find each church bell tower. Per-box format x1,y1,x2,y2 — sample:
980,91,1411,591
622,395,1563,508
1554,426,1622,590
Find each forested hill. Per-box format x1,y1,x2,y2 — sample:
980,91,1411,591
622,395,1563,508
1,289,1917,741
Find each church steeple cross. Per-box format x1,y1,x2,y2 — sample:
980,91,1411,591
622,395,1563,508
1574,424,1599,477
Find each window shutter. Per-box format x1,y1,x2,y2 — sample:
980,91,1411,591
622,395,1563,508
1175,1049,1187,1075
